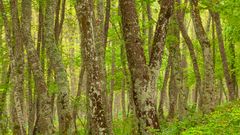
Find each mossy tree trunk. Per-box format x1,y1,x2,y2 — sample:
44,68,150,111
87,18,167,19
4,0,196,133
119,0,173,133
21,0,54,134
44,0,72,134
190,0,217,114
76,0,108,133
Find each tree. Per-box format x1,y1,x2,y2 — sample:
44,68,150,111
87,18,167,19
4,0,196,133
44,0,72,133
119,0,173,132
21,0,54,134
190,0,217,113
75,0,108,133
211,12,236,101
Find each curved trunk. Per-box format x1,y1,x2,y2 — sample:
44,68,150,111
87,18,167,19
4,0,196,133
76,0,108,133
44,0,72,133
190,0,216,113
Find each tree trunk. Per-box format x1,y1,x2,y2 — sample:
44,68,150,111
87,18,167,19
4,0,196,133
212,12,235,101
176,0,201,106
76,0,108,133
178,45,189,120
119,0,173,133
158,55,171,119
168,16,181,120
10,0,26,134
21,0,55,134
147,2,153,57
190,0,216,114
120,42,128,120
108,44,115,134
229,41,238,98
73,65,85,133
44,0,72,134
96,0,111,132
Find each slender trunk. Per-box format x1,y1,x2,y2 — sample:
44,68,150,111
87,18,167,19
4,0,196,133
54,0,66,44
176,0,201,106
0,0,15,132
21,0,54,134
26,57,34,135
37,2,43,57
76,0,108,133
158,55,171,119
0,66,10,134
212,12,235,101
190,0,216,113
10,0,26,134
120,42,128,120
108,44,115,134
178,46,189,120
73,66,85,133
168,16,181,120
44,0,72,133
147,3,153,57
218,79,224,105
229,41,238,98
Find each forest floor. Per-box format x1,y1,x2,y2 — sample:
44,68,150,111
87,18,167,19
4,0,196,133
161,100,240,135
76,100,240,134
110,100,240,134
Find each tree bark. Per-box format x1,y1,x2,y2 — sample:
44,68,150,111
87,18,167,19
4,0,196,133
76,0,108,133
212,12,236,101
44,0,72,134
73,65,85,133
176,0,201,106
178,45,189,120
190,0,216,113
21,0,55,134
119,0,173,133
10,0,26,134
158,55,171,119
168,16,181,120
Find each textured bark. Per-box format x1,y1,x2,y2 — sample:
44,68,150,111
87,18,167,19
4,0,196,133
0,66,10,134
76,0,108,133
26,57,34,135
168,16,181,120
176,0,201,106
0,22,8,134
21,0,54,134
54,0,66,44
37,2,44,57
158,55,171,119
141,1,146,40
10,0,26,134
190,0,216,113
148,0,174,112
44,0,72,134
95,0,111,132
119,0,173,133
147,3,153,57
119,0,157,132
178,46,189,120
212,12,235,101
0,3,13,134
97,0,111,132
